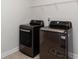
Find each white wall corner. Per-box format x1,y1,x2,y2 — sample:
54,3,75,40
1,47,19,58
68,52,78,59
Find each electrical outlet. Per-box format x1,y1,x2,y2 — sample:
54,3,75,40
48,17,50,21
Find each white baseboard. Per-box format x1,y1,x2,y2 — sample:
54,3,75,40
2,47,19,58
68,52,78,59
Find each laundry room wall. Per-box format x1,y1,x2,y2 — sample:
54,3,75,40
1,0,31,58
30,0,78,59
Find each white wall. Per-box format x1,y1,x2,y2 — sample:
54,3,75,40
1,0,31,57
30,0,78,59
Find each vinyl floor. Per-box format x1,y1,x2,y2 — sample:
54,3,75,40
2,51,72,59
2,51,39,59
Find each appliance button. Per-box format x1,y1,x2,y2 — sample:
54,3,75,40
61,36,66,39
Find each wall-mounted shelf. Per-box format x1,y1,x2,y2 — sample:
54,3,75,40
30,0,77,7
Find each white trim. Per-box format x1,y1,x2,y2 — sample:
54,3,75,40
68,52,78,59
1,47,19,58
30,0,77,7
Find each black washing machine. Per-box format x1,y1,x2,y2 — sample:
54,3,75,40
19,20,44,57
40,21,72,59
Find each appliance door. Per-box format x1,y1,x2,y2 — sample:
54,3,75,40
40,30,67,59
20,29,32,47
19,28,33,56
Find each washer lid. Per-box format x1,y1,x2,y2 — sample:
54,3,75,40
40,27,66,33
